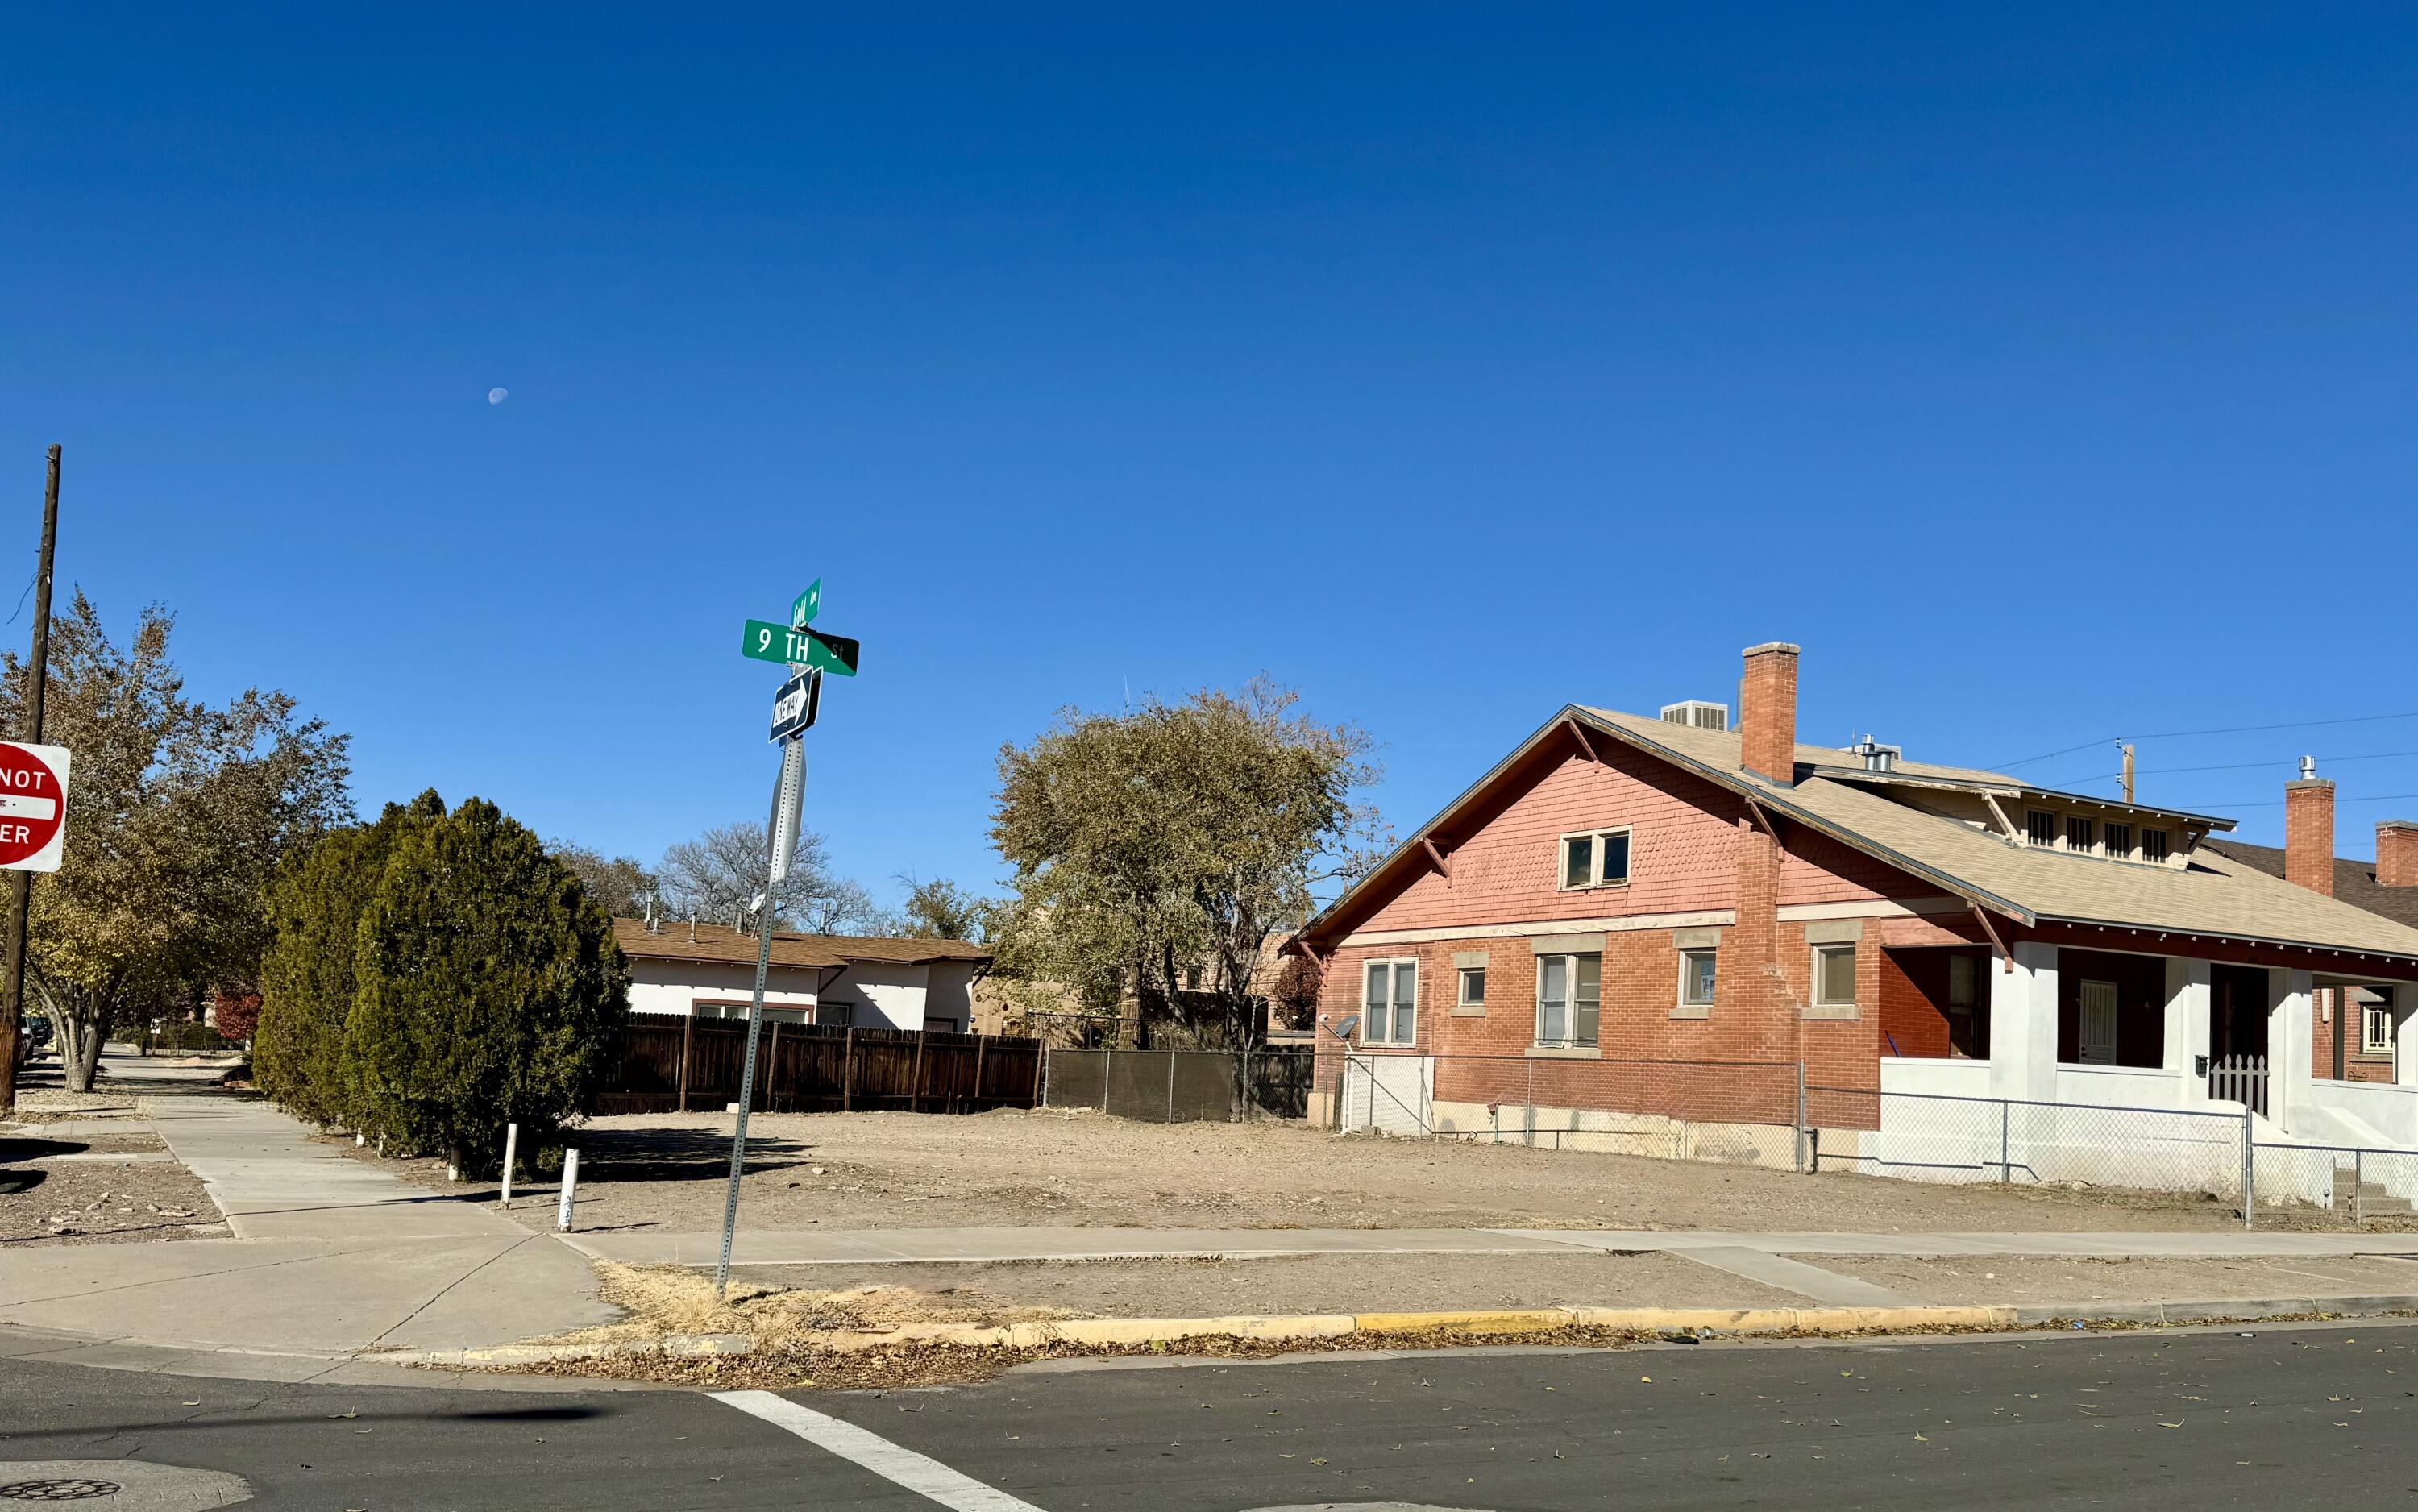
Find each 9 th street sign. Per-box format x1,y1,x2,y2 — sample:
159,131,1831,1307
742,620,860,675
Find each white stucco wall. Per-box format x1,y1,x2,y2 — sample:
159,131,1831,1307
829,961,933,1031
628,960,821,1019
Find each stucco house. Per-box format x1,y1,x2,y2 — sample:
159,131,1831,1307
1289,641,2418,1192
615,918,990,1032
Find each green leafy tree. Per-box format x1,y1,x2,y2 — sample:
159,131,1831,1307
895,874,991,942
343,797,629,1169
253,791,442,1124
989,678,1383,1045
3,595,351,1090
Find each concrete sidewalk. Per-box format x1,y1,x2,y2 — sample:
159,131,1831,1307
565,1223,2418,1268
1,1089,613,1361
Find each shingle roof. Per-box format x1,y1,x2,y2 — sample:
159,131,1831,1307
1575,709,2418,962
1298,705,2418,966
2204,839,2418,933
612,918,991,972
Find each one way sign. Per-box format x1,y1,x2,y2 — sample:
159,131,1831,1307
769,668,821,743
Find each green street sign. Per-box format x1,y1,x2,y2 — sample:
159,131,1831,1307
742,619,860,676
791,579,821,629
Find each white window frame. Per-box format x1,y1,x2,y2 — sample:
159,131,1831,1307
1556,827,1632,891
1811,943,1858,1009
2364,1002,2396,1057
1677,948,1716,1010
1534,952,1602,1047
1456,966,1486,1011
1361,957,1418,1047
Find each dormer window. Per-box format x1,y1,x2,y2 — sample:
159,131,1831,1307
2066,816,2096,853
2105,823,2132,861
2026,810,2057,846
2142,829,2169,864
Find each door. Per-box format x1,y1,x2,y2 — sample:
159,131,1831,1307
2078,980,2118,1065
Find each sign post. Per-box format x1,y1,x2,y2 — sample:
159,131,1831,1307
715,584,858,1295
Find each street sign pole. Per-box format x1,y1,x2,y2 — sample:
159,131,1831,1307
716,733,805,1295
0,447,60,1115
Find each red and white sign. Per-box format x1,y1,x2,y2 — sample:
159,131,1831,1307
0,741,70,873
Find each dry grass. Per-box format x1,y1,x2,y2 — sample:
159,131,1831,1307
546,1261,1074,1348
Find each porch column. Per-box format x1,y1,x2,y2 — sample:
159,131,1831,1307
2393,985,2418,1090
2167,957,2211,1102
2270,968,2314,1133
1988,942,2057,1103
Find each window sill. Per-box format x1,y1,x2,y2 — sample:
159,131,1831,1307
1526,1044,1602,1060
1553,882,1631,894
1450,1005,1485,1018
1802,1003,1859,1020
1671,1003,1710,1020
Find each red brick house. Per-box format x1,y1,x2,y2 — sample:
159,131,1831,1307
1289,642,2418,1182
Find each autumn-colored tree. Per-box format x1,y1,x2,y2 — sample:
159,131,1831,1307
2,595,350,1090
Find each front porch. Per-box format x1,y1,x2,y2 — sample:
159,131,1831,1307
1867,939,2418,1193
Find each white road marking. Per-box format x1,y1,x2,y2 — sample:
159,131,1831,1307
713,1389,1048,1512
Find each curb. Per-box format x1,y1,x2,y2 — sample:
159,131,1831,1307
380,1333,754,1366
388,1294,2418,1369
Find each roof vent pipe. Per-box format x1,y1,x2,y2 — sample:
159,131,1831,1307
2300,754,2317,781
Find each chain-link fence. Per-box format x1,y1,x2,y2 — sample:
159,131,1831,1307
1042,1044,2418,1227
1041,1048,1315,1123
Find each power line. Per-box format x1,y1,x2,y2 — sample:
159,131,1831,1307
2125,746,2418,779
2213,791,2418,809
1995,710,2418,771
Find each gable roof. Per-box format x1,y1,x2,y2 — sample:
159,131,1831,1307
613,918,991,973
2203,839,2418,933
1299,707,2418,966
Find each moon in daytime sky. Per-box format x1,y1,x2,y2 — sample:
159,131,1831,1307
487,387,509,405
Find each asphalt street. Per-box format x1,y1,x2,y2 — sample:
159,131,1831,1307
3,1323,2415,1510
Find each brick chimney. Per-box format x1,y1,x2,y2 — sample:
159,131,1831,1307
2379,820,2418,887
2284,757,2335,897
1739,642,1801,786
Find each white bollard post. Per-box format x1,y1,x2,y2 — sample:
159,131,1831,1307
499,1123,519,1208
556,1148,580,1232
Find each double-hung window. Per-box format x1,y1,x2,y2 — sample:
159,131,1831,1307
1457,966,1486,1011
2365,1002,2397,1057
1361,959,1417,1047
1558,829,1631,890
1535,953,1602,1046
1812,943,1857,1011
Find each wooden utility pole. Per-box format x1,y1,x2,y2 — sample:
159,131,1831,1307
0,447,61,1114
2120,742,2136,804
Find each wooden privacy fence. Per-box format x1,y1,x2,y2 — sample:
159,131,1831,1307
595,1019,1043,1116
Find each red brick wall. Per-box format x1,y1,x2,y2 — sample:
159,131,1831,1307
1352,744,1743,935
2312,988,2398,1084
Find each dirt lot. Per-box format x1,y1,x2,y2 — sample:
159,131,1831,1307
0,1128,223,1245
457,1107,2355,1236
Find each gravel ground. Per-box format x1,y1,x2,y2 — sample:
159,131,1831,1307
733,1250,1801,1318
1824,1252,2418,1306
0,1128,223,1245
445,1107,2332,1235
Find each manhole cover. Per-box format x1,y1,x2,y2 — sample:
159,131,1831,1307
0,1464,247,1510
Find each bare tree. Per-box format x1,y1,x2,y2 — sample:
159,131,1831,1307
655,820,884,935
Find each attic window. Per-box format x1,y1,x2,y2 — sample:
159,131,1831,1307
2026,810,2057,847
2142,829,2170,863
2105,823,2133,861
2066,816,2096,853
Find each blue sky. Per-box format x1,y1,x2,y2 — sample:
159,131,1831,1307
4,4,2416,907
